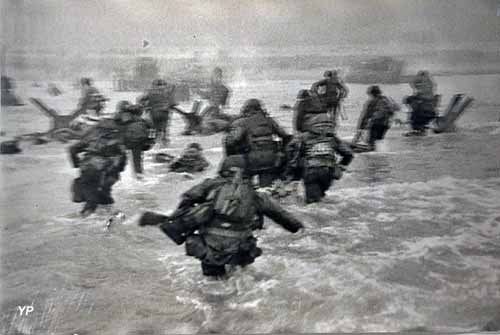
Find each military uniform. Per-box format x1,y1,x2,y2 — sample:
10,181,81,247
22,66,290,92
357,88,398,148
286,114,353,203
310,73,348,128
224,99,291,187
156,155,303,277
293,90,328,133
406,72,437,134
411,71,435,100
119,104,154,176
78,79,104,116
69,119,127,215
138,80,177,145
197,79,232,134
201,82,230,110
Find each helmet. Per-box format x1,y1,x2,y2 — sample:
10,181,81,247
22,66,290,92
188,142,203,151
152,79,167,87
80,77,91,86
323,70,333,78
367,85,381,96
218,155,248,176
241,98,263,114
296,89,310,100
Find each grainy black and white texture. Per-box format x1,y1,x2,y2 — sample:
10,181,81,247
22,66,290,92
1,1,500,334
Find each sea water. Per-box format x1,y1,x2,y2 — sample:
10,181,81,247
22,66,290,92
1,74,499,334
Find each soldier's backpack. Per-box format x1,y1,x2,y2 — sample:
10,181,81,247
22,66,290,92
213,169,256,223
372,96,399,126
304,113,333,134
124,119,155,151
305,137,337,168
246,116,279,172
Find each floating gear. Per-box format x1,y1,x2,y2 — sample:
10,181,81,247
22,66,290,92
0,140,21,154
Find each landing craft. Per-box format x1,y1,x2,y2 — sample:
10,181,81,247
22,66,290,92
345,57,410,84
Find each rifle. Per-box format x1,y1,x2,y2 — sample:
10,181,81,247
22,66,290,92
139,210,186,245
138,207,185,227
139,200,213,245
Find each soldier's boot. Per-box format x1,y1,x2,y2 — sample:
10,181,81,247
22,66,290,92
81,202,98,217
201,263,227,278
304,183,323,204
98,187,115,205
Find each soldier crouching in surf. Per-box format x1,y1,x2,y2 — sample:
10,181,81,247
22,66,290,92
139,155,304,279
169,142,210,174
69,117,127,216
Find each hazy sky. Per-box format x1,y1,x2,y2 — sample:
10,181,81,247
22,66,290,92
2,0,499,53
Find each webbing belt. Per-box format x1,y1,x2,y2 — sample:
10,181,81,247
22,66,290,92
206,227,252,239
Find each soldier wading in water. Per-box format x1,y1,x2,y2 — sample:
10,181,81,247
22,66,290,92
139,155,304,279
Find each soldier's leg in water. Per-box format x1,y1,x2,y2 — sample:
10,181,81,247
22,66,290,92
154,122,163,145
304,168,323,203
235,237,262,267
80,180,100,214
413,115,428,133
131,146,143,175
318,168,334,197
99,172,120,205
368,125,378,150
182,113,196,135
258,172,276,188
79,167,102,214
159,121,167,147
201,262,227,277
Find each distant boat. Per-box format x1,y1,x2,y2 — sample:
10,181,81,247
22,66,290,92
345,57,408,84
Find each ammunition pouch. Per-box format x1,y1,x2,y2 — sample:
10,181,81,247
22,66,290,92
178,202,214,229
79,158,105,183
71,177,85,203
159,220,186,245
306,157,336,168
205,227,252,239
185,234,207,259
161,202,214,245
247,140,281,172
